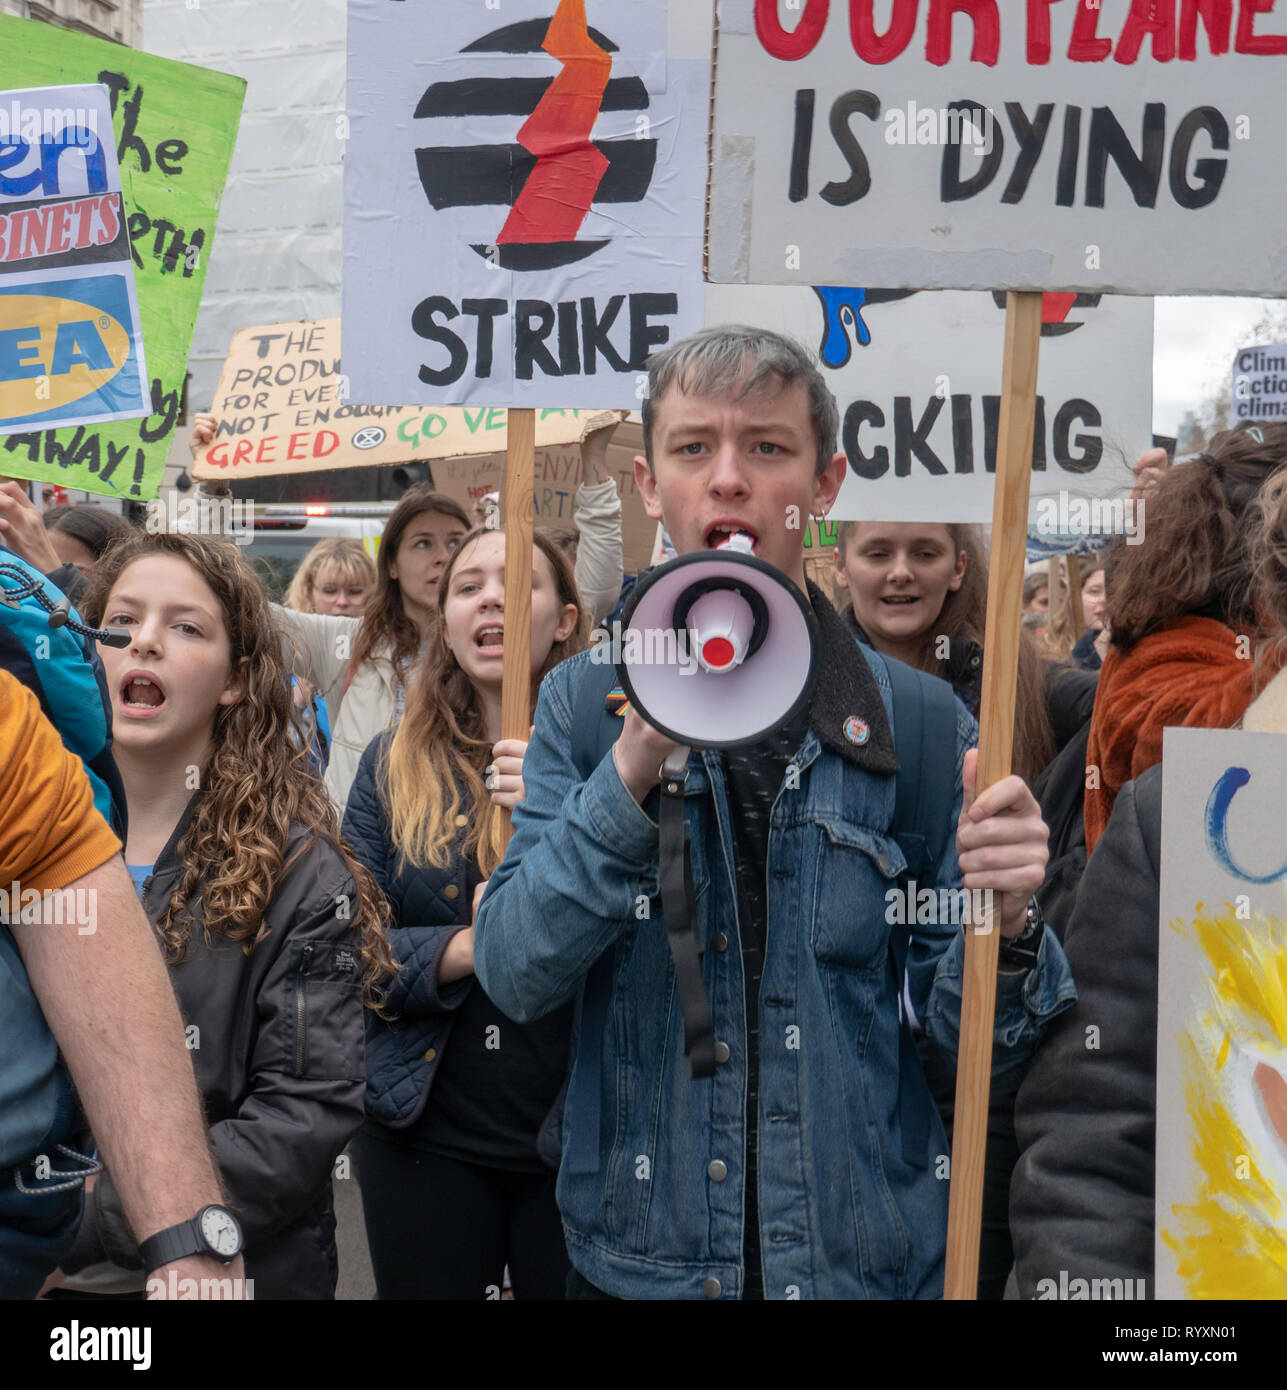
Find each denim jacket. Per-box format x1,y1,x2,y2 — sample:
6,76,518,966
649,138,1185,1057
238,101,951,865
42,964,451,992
474,587,1076,1299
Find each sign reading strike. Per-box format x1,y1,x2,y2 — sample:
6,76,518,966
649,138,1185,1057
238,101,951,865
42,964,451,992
0,16,243,499
0,84,148,435
707,283,1152,524
1231,341,1287,423
710,0,1287,294
343,0,707,407
191,317,605,479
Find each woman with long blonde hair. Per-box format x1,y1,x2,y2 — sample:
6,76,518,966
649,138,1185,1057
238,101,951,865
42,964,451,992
283,537,378,773
343,525,586,1299
58,532,394,1300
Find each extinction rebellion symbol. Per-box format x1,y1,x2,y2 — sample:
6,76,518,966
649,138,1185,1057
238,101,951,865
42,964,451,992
413,0,655,272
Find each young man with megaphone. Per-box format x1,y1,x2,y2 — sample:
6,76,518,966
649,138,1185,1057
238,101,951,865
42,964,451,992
474,325,1075,1300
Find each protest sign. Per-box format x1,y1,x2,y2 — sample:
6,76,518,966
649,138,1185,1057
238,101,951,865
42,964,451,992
1231,342,1287,424
707,283,1152,525
190,317,604,479
343,0,707,407
1157,728,1287,1299
0,83,149,435
709,0,1287,295
0,16,244,499
428,418,658,576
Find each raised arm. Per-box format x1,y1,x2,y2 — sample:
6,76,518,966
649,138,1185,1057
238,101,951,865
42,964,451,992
572,414,625,628
273,604,361,710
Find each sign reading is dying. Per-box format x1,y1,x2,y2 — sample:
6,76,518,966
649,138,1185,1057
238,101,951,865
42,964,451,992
344,0,707,406
0,83,148,433
710,0,1287,294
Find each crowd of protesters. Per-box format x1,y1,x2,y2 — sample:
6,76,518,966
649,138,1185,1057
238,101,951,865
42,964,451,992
1,327,1284,1301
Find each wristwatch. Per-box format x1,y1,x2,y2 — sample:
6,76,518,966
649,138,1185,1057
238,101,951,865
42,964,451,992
997,897,1044,971
138,1205,243,1271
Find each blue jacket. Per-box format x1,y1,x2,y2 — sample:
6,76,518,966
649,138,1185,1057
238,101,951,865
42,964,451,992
474,586,1076,1299
343,734,478,1129
344,734,566,1164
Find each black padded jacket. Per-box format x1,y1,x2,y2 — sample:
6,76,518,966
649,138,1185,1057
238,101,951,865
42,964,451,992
62,795,366,1299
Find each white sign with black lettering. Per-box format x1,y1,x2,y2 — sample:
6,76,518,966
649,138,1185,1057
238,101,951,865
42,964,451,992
343,0,706,407
705,283,1152,524
710,0,1287,294
1231,342,1287,424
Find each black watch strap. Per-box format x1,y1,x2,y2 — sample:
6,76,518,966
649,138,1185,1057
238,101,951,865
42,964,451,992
138,1205,242,1271
998,897,1044,970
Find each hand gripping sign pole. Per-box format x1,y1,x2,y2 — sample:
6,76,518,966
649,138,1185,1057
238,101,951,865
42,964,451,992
943,290,1043,1299
500,407,536,844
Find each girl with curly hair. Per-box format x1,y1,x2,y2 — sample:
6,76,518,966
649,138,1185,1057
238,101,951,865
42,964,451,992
60,533,395,1299
342,526,585,1299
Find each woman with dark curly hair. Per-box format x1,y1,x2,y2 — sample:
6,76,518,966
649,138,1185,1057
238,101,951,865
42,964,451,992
1084,421,1287,853
56,533,396,1299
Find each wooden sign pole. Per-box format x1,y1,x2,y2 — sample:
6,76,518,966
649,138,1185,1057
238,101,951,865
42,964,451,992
1066,553,1085,640
943,290,1044,1300
500,407,535,845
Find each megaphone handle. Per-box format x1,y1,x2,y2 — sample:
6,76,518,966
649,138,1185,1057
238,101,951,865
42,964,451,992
660,746,691,780
659,746,716,1080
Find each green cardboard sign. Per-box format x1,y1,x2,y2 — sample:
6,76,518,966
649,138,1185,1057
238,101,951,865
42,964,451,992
0,16,244,499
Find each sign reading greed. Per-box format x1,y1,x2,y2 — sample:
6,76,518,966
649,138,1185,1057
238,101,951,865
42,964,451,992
709,0,1287,294
190,318,604,478
343,0,707,407
0,84,148,434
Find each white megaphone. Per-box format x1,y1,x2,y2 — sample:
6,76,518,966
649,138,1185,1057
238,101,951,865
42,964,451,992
615,532,818,748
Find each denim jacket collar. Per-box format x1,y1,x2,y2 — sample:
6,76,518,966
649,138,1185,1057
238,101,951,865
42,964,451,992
804,581,899,777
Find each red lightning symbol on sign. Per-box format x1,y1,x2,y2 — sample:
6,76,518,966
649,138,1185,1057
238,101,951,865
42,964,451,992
497,0,611,246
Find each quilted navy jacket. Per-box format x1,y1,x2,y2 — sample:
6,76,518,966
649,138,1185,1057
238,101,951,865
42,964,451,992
342,733,564,1164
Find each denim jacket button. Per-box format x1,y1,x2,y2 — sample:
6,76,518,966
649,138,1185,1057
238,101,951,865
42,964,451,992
713,1041,730,1064
423,1047,436,1062
712,932,729,953
707,1159,728,1182
703,1277,722,1299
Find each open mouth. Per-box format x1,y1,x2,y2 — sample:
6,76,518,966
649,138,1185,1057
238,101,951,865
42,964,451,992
474,625,504,651
880,595,919,607
704,523,759,550
121,675,165,709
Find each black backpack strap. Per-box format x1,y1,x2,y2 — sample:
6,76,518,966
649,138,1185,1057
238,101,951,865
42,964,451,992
882,655,960,1169
565,659,629,1174
885,656,959,876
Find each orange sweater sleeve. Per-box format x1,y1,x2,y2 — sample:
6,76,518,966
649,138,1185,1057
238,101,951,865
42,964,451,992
0,669,122,896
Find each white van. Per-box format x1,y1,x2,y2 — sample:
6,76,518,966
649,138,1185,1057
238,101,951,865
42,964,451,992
241,503,395,600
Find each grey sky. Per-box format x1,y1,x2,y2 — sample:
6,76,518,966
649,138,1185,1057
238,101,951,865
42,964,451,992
1154,297,1287,437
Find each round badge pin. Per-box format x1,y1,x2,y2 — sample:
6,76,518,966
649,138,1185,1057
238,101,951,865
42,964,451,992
843,716,869,746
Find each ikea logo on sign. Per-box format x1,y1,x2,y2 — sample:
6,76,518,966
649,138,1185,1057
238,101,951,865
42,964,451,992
0,275,145,430
0,297,129,417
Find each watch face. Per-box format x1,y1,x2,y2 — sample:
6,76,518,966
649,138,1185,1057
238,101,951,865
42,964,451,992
200,1207,241,1257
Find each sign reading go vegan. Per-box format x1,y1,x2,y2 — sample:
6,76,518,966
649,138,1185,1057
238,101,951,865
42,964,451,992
191,317,603,478
709,0,1287,294
0,16,243,499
